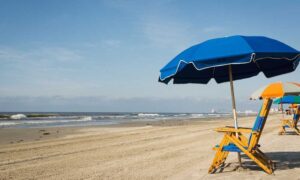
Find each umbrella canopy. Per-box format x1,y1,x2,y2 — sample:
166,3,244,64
273,95,300,104
250,82,300,100
159,35,299,84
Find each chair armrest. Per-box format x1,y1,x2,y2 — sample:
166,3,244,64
281,119,293,123
214,126,257,134
225,126,252,130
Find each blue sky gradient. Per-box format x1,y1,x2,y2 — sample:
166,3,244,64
0,0,299,112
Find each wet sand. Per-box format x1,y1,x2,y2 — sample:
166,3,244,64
1,114,300,179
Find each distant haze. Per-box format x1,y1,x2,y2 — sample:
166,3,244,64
0,96,261,113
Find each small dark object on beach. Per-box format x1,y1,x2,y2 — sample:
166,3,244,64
43,132,50,135
39,129,46,132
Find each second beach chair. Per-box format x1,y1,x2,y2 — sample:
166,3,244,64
279,105,300,135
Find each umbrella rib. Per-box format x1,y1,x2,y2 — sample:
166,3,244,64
252,53,262,69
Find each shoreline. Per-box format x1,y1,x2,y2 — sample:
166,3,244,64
0,115,258,145
0,112,259,129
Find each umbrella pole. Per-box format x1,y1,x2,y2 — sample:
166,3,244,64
280,100,284,119
228,65,242,167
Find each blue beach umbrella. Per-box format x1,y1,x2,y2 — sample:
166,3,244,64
159,36,299,84
158,35,300,164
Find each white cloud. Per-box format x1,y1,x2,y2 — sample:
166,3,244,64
140,16,195,51
102,39,121,48
0,46,82,63
202,26,225,34
102,0,176,13
0,46,90,96
139,17,226,52
0,47,26,62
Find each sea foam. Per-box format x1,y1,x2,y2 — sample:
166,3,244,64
10,114,27,119
137,113,160,117
80,116,93,121
0,122,19,126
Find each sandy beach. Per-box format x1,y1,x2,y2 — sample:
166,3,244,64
1,114,300,180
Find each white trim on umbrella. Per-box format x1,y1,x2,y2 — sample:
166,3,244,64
250,85,268,100
159,53,300,82
283,83,300,95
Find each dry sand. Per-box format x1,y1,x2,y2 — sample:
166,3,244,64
1,114,300,180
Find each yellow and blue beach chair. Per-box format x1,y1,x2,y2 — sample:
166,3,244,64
208,98,274,174
279,105,300,135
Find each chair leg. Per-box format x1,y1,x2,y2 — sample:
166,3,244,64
278,126,285,135
294,127,300,135
248,151,273,174
255,148,275,171
208,135,230,173
278,121,286,135
227,135,273,174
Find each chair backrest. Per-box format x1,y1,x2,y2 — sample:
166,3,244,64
293,105,300,123
247,98,273,149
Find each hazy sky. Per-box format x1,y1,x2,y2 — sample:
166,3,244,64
0,0,299,112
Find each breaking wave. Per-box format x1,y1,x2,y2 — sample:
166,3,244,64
80,116,92,121
10,114,27,119
137,113,160,117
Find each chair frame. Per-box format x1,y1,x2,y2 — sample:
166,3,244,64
208,98,274,174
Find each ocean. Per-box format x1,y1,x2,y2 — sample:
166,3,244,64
0,112,236,128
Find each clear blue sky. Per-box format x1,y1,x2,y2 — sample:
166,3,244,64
0,0,299,112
